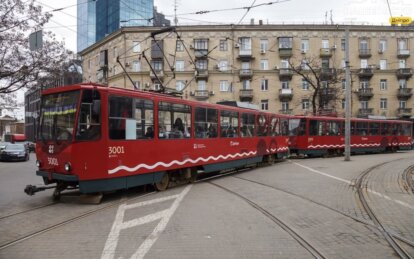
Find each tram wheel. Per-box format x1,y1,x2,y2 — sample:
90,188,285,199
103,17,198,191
155,173,170,191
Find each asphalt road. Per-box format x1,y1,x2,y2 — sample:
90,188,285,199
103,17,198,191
0,151,413,258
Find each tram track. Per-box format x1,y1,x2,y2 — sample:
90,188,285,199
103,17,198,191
0,202,58,221
208,181,326,259
355,163,414,259
0,191,156,251
402,164,414,194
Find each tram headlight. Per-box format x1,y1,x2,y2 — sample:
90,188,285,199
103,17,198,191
64,162,71,172
36,160,41,168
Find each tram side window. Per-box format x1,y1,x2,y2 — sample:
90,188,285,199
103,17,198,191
135,99,154,139
280,118,289,136
194,107,218,138
256,114,268,136
309,120,324,136
380,123,391,135
240,113,255,137
109,96,133,140
158,102,191,139
402,123,412,136
76,90,101,140
220,110,239,138
289,118,306,136
326,121,339,136
269,117,280,136
356,122,368,136
369,122,380,135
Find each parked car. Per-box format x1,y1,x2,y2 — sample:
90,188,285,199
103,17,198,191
21,141,35,152
0,143,30,161
0,142,9,151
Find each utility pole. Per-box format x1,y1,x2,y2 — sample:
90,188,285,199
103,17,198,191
344,27,351,161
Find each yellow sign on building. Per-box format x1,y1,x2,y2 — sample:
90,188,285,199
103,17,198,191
389,17,412,25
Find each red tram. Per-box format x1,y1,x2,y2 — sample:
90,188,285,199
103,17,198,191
288,115,413,157
26,83,290,197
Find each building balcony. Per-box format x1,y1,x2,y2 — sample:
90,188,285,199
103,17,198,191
278,68,293,80
151,40,163,59
396,68,413,79
358,108,374,118
359,49,372,58
279,48,293,58
397,108,412,118
320,68,336,80
278,88,293,101
397,49,410,58
194,49,208,59
150,70,164,81
238,49,253,60
356,88,374,99
397,88,413,99
318,108,337,116
239,89,254,102
192,90,211,100
195,69,209,80
239,69,253,79
278,109,293,115
358,68,374,78
320,48,332,57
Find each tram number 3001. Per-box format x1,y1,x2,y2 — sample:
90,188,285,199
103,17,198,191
109,146,125,155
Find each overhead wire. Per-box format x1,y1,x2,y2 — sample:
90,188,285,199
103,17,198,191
237,0,257,25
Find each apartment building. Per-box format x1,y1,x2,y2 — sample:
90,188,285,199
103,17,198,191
79,24,414,120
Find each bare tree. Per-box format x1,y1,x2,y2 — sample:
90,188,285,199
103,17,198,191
0,0,69,96
288,55,345,116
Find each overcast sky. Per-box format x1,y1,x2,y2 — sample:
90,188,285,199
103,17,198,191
37,0,413,53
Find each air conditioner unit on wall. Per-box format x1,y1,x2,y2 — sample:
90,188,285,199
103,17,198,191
235,43,240,48
260,49,266,54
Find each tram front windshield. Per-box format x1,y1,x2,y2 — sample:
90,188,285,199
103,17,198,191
38,91,79,141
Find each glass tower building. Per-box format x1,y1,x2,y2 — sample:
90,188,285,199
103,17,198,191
77,0,153,52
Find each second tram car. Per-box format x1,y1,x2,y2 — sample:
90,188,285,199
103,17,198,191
288,115,413,157
27,83,290,197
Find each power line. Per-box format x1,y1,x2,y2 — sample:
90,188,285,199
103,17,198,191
238,0,257,25
385,0,393,18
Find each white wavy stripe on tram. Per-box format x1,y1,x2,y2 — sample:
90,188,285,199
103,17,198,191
308,142,412,149
108,151,258,174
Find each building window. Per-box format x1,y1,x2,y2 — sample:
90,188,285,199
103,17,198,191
132,61,141,72
302,99,310,110
342,79,346,90
341,39,345,51
133,41,141,53
113,47,118,59
380,98,387,109
398,38,408,50
242,80,250,90
302,79,309,90
360,59,368,68
219,39,228,51
399,79,407,88
278,37,292,49
399,100,407,109
241,62,250,69
321,39,329,49
260,59,268,70
197,80,206,90
321,81,328,88
379,60,387,70
359,39,368,50
301,59,309,70
379,39,386,53
196,59,207,70
194,39,208,50
301,39,309,53
399,59,406,68
133,81,140,90
281,81,289,89
176,40,184,52
175,60,185,71
281,59,289,69
176,80,185,91
218,60,228,71
239,37,251,51
360,100,368,109
360,80,369,89
220,80,229,92
321,58,329,68
380,79,387,90
261,100,269,111
281,102,289,111
260,39,268,52
152,60,163,71
261,79,268,91
342,99,345,109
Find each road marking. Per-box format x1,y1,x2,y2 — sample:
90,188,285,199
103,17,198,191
101,185,192,259
290,161,414,211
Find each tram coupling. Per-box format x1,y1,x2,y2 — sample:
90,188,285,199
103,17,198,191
24,184,56,196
